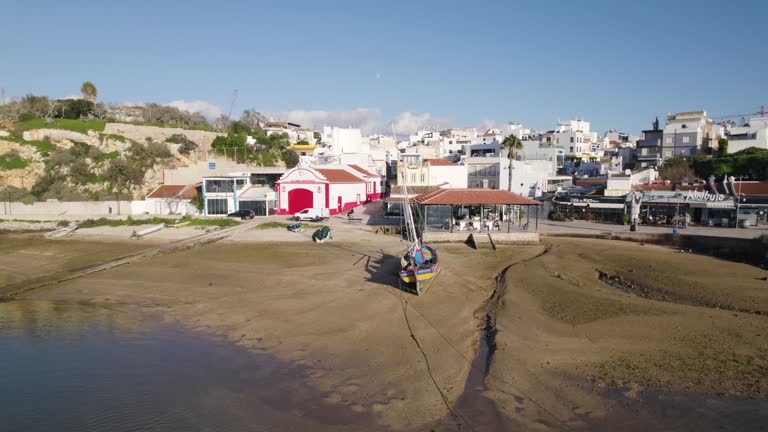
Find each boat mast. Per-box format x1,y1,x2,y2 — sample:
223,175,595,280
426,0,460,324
394,124,420,246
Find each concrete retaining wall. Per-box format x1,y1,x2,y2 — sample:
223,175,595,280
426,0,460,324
103,123,223,149
423,231,540,245
1,200,149,220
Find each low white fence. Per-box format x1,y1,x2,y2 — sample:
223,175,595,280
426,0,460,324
0,200,197,221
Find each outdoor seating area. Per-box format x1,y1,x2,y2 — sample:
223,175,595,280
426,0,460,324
411,188,542,233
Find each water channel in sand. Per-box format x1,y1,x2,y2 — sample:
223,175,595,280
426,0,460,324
0,301,377,432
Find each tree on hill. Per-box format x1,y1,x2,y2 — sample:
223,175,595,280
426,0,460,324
659,156,695,183
282,149,299,169
80,82,97,102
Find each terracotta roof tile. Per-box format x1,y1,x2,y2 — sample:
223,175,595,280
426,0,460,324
316,169,366,183
413,189,541,206
425,158,456,166
348,164,377,177
147,184,198,199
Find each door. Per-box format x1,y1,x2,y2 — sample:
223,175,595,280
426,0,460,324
288,188,313,214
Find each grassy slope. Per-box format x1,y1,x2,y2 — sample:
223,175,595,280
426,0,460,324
19,118,106,134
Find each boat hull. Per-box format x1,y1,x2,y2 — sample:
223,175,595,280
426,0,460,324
399,246,440,286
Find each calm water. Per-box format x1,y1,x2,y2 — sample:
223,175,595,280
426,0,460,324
0,301,373,432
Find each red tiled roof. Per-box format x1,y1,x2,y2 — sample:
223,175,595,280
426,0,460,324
413,188,541,206
575,178,606,187
732,182,768,196
425,158,456,166
316,169,366,184
147,184,198,199
390,183,447,196
633,184,675,191
348,164,377,177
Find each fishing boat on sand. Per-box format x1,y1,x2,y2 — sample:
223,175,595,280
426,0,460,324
312,226,331,243
45,224,78,239
398,177,440,295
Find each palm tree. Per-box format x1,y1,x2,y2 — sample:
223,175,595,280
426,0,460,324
501,133,523,192
80,81,97,102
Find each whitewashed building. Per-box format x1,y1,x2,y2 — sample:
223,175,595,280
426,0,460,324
726,117,768,153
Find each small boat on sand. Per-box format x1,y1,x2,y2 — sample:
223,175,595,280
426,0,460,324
45,224,78,239
312,226,331,242
131,223,165,238
287,222,302,232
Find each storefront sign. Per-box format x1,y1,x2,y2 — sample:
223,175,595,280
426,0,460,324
684,191,728,202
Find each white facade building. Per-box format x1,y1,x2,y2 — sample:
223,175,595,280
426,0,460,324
549,119,599,156
726,117,768,153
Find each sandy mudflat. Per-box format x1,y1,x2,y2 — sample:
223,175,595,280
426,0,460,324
4,228,768,431
18,227,541,431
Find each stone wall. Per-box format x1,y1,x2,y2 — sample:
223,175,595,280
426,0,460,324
103,123,223,149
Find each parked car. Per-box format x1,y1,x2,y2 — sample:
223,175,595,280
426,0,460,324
294,208,330,221
227,209,255,220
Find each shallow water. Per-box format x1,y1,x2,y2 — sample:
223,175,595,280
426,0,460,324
0,301,375,432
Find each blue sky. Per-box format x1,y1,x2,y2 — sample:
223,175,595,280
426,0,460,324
2,0,767,134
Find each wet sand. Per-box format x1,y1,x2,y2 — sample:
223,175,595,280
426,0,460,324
3,228,767,430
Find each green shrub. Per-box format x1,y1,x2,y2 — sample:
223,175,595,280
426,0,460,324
0,151,30,169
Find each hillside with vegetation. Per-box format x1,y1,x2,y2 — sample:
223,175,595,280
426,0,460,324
0,82,299,202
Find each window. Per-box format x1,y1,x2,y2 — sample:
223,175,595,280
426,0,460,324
570,137,574,143
665,137,673,144
420,174,425,183
410,173,417,183
570,147,573,152
682,136,690,143
207,199,228,215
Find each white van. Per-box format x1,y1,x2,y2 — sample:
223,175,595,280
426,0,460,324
294,208,330,221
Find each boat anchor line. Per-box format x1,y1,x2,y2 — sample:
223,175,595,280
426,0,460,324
398,293,474,432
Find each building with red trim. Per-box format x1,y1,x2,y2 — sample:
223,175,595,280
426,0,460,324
348,164,384,201
275,166,372,215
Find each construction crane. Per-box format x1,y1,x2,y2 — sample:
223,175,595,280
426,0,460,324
710,105,765,122
227,89,238,121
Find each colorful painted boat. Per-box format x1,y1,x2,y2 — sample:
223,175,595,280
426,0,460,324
399,245,440,285
396,134,440,295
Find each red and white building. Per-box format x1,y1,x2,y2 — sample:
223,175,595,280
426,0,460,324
275,165,381,215
348,164,384,202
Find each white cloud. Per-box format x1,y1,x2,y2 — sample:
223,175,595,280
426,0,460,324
251,108,452,136
478,119,498,132
391,112,450,134
260,108,383,135
165,100,224,121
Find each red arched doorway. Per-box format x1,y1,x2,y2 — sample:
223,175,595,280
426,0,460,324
288,188,313,214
